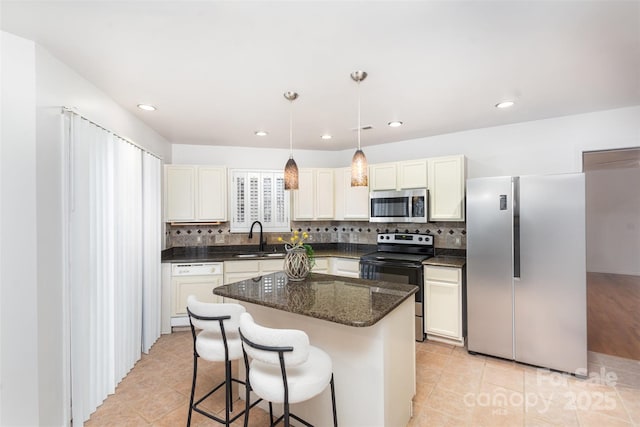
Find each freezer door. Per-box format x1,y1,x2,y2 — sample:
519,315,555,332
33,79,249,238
515,174,587,374
466,176,515,359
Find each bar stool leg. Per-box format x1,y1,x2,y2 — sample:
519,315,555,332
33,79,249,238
330,374,338,427
227,360,234,425
187,353,198,427
269,402,274,426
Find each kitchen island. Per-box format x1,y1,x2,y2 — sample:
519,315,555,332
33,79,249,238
214,271,418,427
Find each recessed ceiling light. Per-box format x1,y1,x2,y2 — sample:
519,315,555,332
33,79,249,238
137,104,156,111
388,121,403,128
495,100,515,109
254,130,268,136
321,134,332,140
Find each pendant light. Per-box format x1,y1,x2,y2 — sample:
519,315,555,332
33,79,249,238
283,91,299,190
351,70,368,187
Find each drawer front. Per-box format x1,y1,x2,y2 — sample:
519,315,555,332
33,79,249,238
260,259,285,273
424,265,461,283
313,257,330,269
224,260,260,273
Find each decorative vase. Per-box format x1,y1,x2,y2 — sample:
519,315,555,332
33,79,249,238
284,247,311,281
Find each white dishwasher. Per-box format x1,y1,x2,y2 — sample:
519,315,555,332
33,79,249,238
170,262,224,328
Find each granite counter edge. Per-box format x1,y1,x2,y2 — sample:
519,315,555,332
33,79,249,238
214,277,418,328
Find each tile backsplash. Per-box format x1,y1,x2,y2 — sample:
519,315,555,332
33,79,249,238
166,220,466,250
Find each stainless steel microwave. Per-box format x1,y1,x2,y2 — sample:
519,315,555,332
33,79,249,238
369,189,429,223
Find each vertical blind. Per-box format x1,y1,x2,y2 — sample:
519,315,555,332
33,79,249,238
64,110,161,424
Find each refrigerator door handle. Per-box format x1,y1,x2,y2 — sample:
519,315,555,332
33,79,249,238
512,177,521,278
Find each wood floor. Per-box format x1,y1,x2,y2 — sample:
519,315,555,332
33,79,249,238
588,272,640,360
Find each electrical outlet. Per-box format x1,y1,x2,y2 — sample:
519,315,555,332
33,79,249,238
196,236,202,243
455,236,462,246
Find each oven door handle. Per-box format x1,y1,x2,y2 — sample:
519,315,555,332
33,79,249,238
360,259,424,269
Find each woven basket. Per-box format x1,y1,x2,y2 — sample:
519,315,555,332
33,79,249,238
284,247,311,281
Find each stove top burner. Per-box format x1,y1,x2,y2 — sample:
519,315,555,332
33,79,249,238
361,232,435,263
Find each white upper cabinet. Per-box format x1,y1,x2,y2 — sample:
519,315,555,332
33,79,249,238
369,162,398,191
370,160,428,191
165,165,227,222
398,159,428,189
165,166,195,221
428,155,466,222
230,170,290,232
292,168,334,220
334,167,369,220
197,167,227,221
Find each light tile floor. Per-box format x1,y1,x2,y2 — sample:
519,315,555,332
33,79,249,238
85,331,640,426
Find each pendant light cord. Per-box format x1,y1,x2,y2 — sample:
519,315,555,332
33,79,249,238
357,80,361,151
289,99,294,159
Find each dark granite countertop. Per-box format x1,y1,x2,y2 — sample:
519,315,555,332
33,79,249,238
162,243,376,263
423,256,466,268
213,271,418,327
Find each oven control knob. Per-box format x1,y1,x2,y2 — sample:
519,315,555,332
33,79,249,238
385,236,390,240
418,237,423,241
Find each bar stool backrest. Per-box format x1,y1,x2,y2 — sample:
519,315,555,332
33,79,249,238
187,295,245,335
239,312,310,366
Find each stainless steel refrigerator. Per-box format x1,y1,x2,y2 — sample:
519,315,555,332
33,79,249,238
466,174,587,374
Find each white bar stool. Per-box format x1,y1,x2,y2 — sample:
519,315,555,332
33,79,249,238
239,312,338,427
186,295,261,426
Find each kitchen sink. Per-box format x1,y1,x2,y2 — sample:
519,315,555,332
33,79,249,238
234,253,259,258
233,252,285,259
265,252,285,258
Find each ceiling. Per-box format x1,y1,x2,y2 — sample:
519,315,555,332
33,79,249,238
2,1,639,151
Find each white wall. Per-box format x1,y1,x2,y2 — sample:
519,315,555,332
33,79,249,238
173,144,340,168
357,106,640,179
0,31,40,426
174,106,640,177
1,29,173,426
586,167,640,275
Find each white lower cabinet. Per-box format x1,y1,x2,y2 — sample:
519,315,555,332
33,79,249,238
311,257,330,273
224,259,285,283
173,275,224,316
330,258,360,278
425,265,464,345
260,259,286,273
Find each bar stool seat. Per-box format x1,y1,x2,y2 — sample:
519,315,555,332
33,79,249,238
195,329,244,361
239,312,338,427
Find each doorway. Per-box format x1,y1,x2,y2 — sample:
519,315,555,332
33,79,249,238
583,147,640,361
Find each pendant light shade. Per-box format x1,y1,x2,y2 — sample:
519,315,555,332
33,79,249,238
351,149,368,186
351,70,368,187
284,157,299,190
283,91,299,190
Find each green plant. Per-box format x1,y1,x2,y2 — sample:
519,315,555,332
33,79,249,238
278,231,315,262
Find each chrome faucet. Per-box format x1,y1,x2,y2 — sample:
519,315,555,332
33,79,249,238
248,220,265,252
